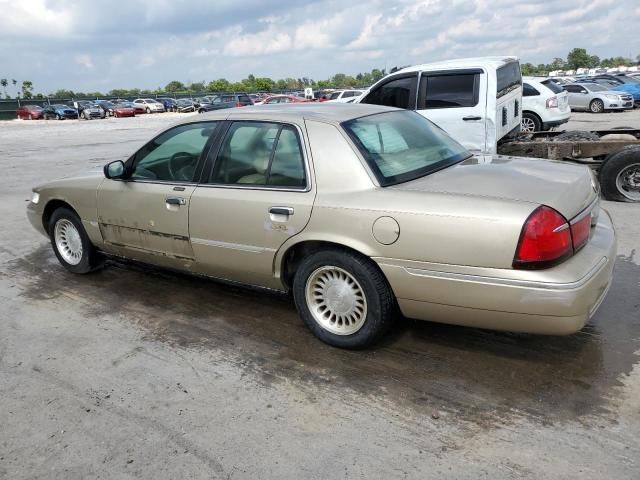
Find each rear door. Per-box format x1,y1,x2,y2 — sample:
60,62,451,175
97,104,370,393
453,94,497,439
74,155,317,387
417,70,487,154
188,120,315,288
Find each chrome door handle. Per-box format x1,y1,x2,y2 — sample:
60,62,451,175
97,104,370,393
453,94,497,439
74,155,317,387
166,196,186,206
269,206,294,216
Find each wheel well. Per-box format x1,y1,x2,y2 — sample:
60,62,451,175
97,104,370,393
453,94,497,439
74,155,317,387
42,200,77,235
522,110,541,122
280,240,376,291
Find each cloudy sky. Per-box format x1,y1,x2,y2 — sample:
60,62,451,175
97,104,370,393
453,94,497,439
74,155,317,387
1,0,639,93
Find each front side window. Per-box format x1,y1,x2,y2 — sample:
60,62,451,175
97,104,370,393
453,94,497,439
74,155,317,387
130,122,216,182
343,111,470,186
210,122,306,188
418,73,479,108
361,75,417,109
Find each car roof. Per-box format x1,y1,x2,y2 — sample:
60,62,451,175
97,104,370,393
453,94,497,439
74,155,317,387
186,103,399,125
394,56,518,74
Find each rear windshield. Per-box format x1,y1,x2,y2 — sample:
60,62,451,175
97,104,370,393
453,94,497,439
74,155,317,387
342,111,470,186
541,79,564,94
496,61,522,98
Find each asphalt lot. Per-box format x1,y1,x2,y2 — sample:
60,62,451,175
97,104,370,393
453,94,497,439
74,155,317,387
1,110,639,479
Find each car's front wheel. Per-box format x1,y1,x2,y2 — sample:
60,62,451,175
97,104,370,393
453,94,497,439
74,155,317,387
292,249,395,348
146,107,151,114
590,99,604,113
49,208,103,274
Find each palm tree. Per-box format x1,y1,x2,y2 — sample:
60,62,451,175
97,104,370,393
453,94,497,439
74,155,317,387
0,79,7,98
11,79,17,97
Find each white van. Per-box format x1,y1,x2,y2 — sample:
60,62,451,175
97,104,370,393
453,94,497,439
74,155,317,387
356,57,523,154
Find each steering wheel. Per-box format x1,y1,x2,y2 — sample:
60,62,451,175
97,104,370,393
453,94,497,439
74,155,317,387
168,152,196,181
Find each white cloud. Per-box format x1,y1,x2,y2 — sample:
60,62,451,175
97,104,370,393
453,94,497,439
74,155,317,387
223,26,292,56
75,54,94,69
0,0,72,37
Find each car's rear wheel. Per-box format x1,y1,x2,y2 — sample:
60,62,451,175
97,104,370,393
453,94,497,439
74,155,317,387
56,114,62,120
49,208,103,274
590,99,604,113
521,112,541,132
292,249,395,348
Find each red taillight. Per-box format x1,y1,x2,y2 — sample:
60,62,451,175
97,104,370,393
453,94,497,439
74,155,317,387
570,214,591,251
513,206,572,269
235,102,242,107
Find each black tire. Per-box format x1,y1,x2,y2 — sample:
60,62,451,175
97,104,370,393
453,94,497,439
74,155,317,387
146,107,151,114
599,146,640,202
48,207,103,274
521,112,542,132
292,249,395,348
56,114,62,120
589,99,604,113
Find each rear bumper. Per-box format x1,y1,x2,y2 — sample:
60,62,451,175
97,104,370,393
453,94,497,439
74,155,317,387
542,117,569,130
375,210,616,335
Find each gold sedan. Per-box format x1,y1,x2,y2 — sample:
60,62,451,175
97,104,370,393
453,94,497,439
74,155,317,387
27,104,616,348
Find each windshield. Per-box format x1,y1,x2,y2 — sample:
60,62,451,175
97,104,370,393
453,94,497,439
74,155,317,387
342,110,470,186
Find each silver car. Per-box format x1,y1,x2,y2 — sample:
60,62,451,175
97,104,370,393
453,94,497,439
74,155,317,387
563,83,634,113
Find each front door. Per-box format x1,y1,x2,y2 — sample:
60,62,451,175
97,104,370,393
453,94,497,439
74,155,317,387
416,70,487,154
97,121,218,266
188,120,315,288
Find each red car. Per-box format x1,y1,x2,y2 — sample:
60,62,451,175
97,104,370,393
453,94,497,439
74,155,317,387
113,103,136,118
16,105,45,120
259,94,310,105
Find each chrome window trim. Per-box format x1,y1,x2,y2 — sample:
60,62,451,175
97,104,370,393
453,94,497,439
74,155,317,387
202,120,313,193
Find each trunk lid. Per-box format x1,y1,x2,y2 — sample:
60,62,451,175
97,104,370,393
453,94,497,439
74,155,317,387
392,155,597,220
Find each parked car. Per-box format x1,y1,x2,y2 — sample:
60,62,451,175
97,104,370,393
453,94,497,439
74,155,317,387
194,96,215,108
157,97,178,112
132,98,165,113
77,101,106,120
27,104,614,348
357,56,523,154
591,75,640,104
325,90,365,102
520,77,570,132
175,98,197,113
96,100,116,117
197,93,253,113
16,104,44,120
42,104,78,120
563,83,634,112
258,95,310,105
113,103,136,118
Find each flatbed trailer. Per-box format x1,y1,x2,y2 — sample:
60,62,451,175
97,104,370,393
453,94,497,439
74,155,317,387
498,129,640,202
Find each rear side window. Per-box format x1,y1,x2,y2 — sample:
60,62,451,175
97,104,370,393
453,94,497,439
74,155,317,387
523,83,540,96
238,95,252,103
361,75,417,109
418,73,479,109
541,79,564,94
210,122,306,188
496,62,522,98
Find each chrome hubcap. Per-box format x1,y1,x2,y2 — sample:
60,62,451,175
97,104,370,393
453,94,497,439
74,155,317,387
591,101,603,113
521,117,536,132
54,219,83,265
305,266,367,335
616,163,640,201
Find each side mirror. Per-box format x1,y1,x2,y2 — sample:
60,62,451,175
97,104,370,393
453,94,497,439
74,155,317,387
581,90,588,94
104,160,126,179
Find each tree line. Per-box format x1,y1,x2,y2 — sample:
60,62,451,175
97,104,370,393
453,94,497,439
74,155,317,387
521,48,640,76
3,48,640,100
